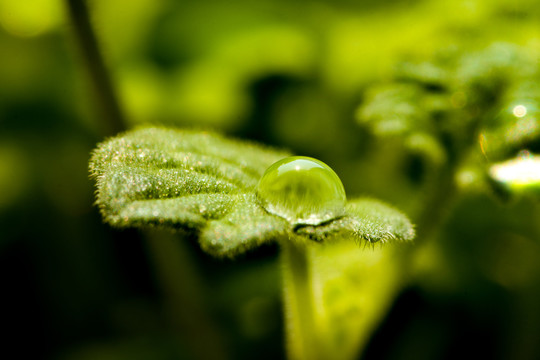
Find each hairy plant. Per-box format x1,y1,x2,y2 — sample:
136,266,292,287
90,126,415,359
90,127,414,257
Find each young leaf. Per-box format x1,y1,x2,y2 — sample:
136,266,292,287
90,127,414,257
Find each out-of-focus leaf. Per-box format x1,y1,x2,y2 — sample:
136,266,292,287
358,83,428,136
311,242,405,360
357,42,540,193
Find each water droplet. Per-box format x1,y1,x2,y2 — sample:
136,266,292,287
257,156,346,225
512,104,527,118
490,151,540,188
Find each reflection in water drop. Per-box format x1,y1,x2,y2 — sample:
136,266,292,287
257,156,346,225
490,152,540,188
512,104,527,118
518,149,532,159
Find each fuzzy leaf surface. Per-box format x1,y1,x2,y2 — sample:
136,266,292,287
294,198,415,244
90,127,414,257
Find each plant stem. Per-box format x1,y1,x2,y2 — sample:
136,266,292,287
281,240,323,360
414,121,485,244
414,164,458,244
65,0,126,136
67,2,226,357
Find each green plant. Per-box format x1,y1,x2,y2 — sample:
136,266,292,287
89,127,414,360
357,42,540,240
65,0,540,358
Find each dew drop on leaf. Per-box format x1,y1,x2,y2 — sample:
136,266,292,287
256,156,347,225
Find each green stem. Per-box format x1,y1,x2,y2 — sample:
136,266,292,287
414,164,458,244
281,240,324,360
67,2,225,357
415,122,485,244
65,0,126,135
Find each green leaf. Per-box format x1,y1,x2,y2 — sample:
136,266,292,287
358,83,430,136
90,127,414,257
294,198,415,244
356,43,540,162
310,242,406,360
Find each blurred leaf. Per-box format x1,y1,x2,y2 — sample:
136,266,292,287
358,83,432,136
0,0,63,38
311,243,405,360
357,42,540,197
481,80,540,160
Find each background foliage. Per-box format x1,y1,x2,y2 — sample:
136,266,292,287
1,0,539,359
